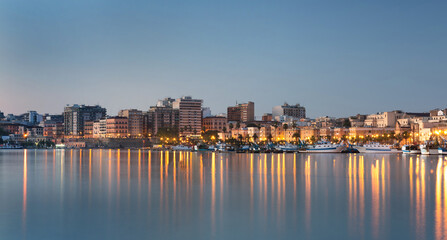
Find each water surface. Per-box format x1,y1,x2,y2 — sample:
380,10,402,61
0,149,446,239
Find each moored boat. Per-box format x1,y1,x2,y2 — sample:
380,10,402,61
171,145,192,151
354,143,401,153
302,141,346,153
402,145,420,154
275,143,299,153
420,144,439,155
439,147,447,155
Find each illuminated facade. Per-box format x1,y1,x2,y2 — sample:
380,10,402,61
106,117,128,138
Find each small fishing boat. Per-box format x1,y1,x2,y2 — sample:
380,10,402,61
420,144,439,155
439,147,447,155
402,145,420,154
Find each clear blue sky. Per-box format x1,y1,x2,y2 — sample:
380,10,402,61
0,0,446,118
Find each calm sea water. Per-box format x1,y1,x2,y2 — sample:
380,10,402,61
0,149,446,240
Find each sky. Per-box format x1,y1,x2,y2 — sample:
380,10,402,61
0,0,446,118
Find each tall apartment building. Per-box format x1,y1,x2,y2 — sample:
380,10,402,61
227,106,242,122
227,101,255,122
63,104,106,136
272,103,306,119
147,98,179,136
148,107,179,136
173,96,203,137
118,109,143,137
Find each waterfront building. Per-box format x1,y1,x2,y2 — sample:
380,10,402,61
173,96,203,137
272,103,306,119
227,102,254,122
284,129,299,142
27,126,44,137
319,127,334,140
259,126,272,141
217,132,231,141
231,128,249,140
333,128,349,140
106,117,128,138
84,121,94,138
247,127,260,139
148,105,179,136
348,127,395,138
0,123,27,135
364,111,400,128
202,116,227,132
42,121,64,139
63,104,106,136
118,109,143,137
93,119,107,138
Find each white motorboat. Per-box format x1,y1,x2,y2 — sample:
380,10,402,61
354,143,401,153
302,141,346,153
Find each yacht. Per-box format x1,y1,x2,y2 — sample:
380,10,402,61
402,145,421,154
302,141,346,153
354,143,400,153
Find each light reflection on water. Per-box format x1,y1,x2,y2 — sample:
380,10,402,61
1,150,447,239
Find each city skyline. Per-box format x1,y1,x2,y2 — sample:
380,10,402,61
0,99,445,120
1,1,446,117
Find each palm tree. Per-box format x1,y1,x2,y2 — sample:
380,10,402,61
222,127,227,133
236,122,241,129
292,132,300,142
238,134,243,143
283,124,289,131
267,134,273,142
291,122,297,129
229,123,234,131
252,133,258,143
